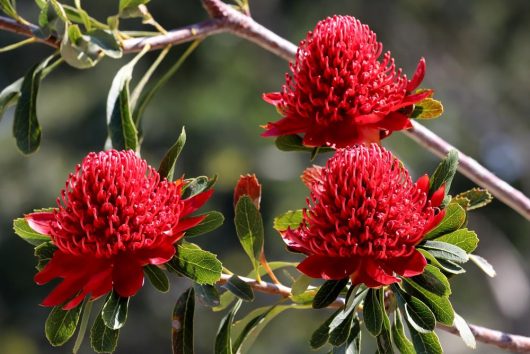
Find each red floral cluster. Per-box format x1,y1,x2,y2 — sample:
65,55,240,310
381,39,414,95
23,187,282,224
26,150,212,309
282,145,445,287
262,15,430,147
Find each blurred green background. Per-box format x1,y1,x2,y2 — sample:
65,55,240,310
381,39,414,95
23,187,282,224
1,1,530,353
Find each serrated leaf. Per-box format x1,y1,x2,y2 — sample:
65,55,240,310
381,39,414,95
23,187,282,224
454,188,493,210
408,326,443,354
101,292,129,330
172,287,195,354
193,284,220,307
409,264,450,297
158,127,186,180
13,55,54,154
363,288,384,336
34,242,57,271
469,254,496,277
144,264,169,293
45,305,83,346
291,274,312,296
90,313,119,353
273,210,303,232
13,217,50,246
185,211,224,238
234,196,264,275
214,300,241,354
434,228,478,253
224,275,254,301
411,98,444,119
392,310,414,354
429,150,458,200
167,242,222,285
106,50,147,151
313,278,348,309
310,308,342,349
393,285,436,333
453,312,476,349
424,203,466,240
421,240,469,263
0,77,22,121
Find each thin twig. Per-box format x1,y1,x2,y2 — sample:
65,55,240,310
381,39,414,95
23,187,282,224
0,16,59,48
218,274,530,353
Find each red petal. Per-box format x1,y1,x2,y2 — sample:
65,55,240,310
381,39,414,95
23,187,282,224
63,268,113,310
297,255,357,280
385,251,427,278
112,256,145,297
261,116,308,137
423,209,446,234
181,189,214,216
25,211,55,235
301,166,323,189
362,259,399,287
354,113,384,125
378,112,411,131
415,175,430,194
40,274,87,307
407,58,426,92
281,229,309,254
174,215,206,235
233,174,262,209
262,92,283,105
34,251,79,285
430,185,446,207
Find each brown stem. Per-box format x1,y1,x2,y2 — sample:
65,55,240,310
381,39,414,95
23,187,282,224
218,274,530,353
0,16,58,48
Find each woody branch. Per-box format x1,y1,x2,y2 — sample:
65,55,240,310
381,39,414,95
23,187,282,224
0,3,528,220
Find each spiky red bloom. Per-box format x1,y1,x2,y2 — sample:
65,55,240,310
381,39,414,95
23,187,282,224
262,15,431,147
282,145,445,287
26,150,212,309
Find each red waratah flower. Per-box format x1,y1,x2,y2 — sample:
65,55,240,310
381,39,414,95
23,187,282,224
262,15,431,148
25,150,213,309
282,144,446,287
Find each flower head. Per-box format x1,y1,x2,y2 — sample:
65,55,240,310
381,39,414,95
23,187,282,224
26,150,212,309
282,145,445,287
262,15,430,147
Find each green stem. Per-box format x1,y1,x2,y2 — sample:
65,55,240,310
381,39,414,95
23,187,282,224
0,37,36,53
72,299,93,354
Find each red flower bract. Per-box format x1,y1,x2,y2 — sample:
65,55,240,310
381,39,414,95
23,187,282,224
26,150,212,309
262,15,431,147
282,145,445,287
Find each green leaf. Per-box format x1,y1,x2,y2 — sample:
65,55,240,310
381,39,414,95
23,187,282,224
403,280,454,325
144,264,170,293
234,196,264,275
273,209,303,232
332,316,361,354
329,307,354,346
106,50,148,151
469,254,496,277
86,29,122,59
184,211,224,238
291,274,312,296
193,284,220,307
421,240,469,263
167,242,222,285
158,127,186,180
0,77,22,121
90,313,120,353
119,0,150,18
172,287,195,354
313,278,348,309
453,312,476,349
182,176,210,199
274,134,333,153
419,250,466,275
434,228,478,253
0,0,17,18
101,291,129,330
13,217,50,246
310,308,342,349
429,150,459,199
409,264,450,297
363,288,384,336
13,55,55,154
391,310,414,354
411,98,444,119
45,305,83,346
232,305,275,353
393,286,436,334
329,288,367,333
34,242,57,271
454,188,493,211
224,275,254,301
424,203,466,240
407,326,443,354
214,300,241,354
